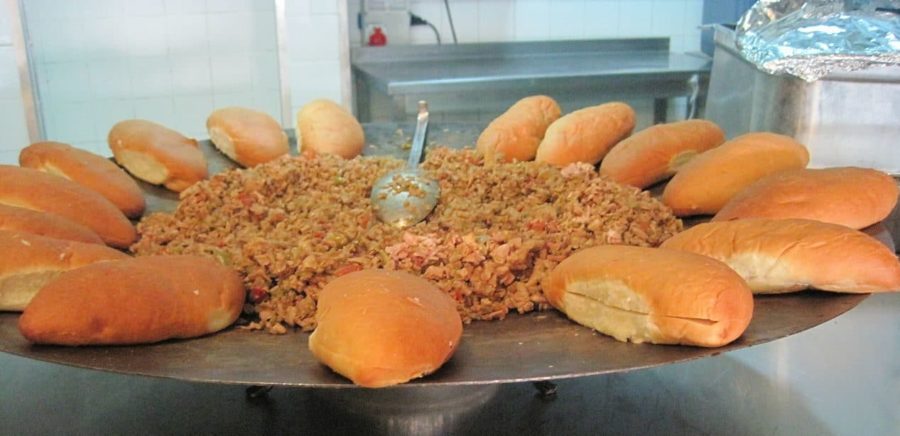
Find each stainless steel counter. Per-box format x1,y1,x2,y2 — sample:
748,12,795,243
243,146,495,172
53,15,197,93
352,39,711,123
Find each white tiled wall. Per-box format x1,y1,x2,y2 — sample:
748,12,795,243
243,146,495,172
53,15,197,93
0,4,31,165
22,0,281,157
1,0,707,161
285,0,346,120
350,0,705,53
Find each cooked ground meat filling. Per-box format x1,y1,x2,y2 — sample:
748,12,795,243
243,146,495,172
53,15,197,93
132,147,682,333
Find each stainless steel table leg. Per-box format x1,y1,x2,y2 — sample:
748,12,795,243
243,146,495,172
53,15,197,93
654,98,668,124
246,385,274,401
533,381,558,400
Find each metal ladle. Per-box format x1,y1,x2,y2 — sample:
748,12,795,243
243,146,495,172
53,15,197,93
370,101,440,228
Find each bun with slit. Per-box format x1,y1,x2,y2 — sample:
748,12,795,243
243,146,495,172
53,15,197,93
660,218,900,294
108,119,207,192
206,107,289,167
0,230,128,311
543,245,753,347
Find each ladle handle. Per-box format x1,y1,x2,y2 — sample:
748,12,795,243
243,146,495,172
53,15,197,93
407,100,429,168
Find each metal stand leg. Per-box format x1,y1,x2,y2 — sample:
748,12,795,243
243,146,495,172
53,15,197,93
653,98,668,124
246,385,274,401
532,381,558,400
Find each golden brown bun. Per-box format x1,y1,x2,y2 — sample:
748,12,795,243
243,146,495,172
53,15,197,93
543,245,753,347
206,107,289,167
535,102,635,167
18,255,245,345
0,165,137,248
19,141,145,218
0,204,103,245
661,132,810,216
476,95,562,163
599,120,726,189
0,230,127,311
660,219,900,294
309,269,463,387
296,99,365,159
108,119,208,192
713,167,899,229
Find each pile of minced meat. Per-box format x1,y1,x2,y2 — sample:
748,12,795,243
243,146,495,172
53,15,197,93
132,148,682,333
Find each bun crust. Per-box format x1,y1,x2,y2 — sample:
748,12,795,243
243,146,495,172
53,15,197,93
543,245,753,347
661,218,900,293
476,95,561,162
0,165,137,248
309,269,463,387
296,100,365,159
535,102,635,167
662,132,809,216
599,119,725,189
713,167,899,229
206,107,289,167
108,119,208,192
0,204,103,245
19,141,145,218
18,255,246,345
0,230,127,311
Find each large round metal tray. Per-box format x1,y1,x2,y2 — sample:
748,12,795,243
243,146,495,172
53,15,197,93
0,123,883,388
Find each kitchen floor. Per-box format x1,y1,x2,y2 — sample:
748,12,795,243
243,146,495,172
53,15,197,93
2,293,897,435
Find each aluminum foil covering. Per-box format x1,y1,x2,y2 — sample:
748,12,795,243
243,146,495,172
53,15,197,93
736,0,900,81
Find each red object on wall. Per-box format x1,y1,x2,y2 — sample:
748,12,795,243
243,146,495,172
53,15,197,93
368,27,387,46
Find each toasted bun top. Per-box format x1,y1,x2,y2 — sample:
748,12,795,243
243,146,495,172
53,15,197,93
310,269,462,387
535,101,636,166
0,165,137,248
206,107,289,167
0,229,128,273
599,119,726,188
19,141,145,218
662,132,810,216
296,99,365,159
713,167,899,229
476,95,562,162
18,255,246,345
0,204,103,245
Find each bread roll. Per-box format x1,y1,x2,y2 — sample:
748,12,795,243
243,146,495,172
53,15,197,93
476,95,561,163
599,119,725,189
296,99,365,159
0,204,103,245
661,132,809,216
0,230,127,311
713,167,899,229
19,141,145,218
108,119,208,192
206,107,289,167
0,165,137,248
18,255,246,345
309,269,462,387
535,102,635,167
543,245,753,347
660,219,900,294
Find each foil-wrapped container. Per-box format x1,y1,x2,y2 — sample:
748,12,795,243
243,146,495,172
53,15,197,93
736,0,900,81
